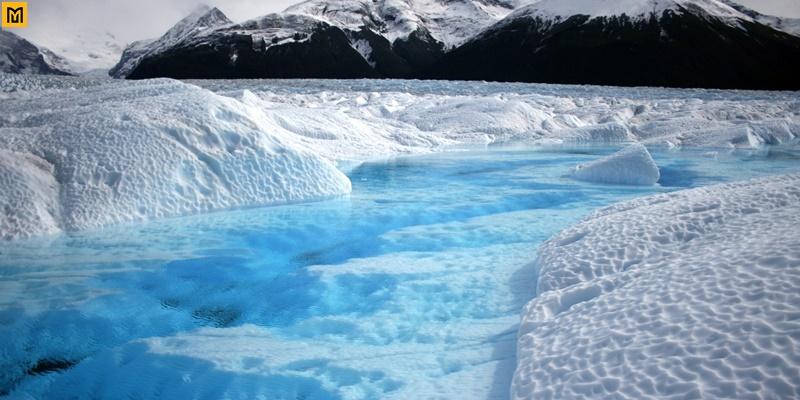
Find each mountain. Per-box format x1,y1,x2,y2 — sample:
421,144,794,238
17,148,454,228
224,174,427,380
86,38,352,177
285,0,515,49
112,0,800,89
0,31,72,75
426,0,800,89
20,29,127,74
112,0,515,79
719,0,800,36
110,5,232,78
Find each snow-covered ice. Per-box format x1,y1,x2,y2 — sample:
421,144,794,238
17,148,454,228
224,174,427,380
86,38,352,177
2,75,800,399
5,147,798,399
572,143,661,185
0,76,350,239
514,173,800,399
2,75,799,239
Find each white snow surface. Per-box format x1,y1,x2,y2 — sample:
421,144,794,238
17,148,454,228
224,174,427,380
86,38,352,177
2,75,800,239
0,77,351,239
507,0,751,22
0,149,61,239
754,14,800,36
572,143,660,185
513,173,800,399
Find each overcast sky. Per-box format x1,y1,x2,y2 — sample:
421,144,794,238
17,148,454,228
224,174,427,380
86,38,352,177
15,0,800,51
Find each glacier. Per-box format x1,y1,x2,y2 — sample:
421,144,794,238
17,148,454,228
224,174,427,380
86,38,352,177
514,173,800,399
2,74,799,238
2,74,800,399
0,76,351,240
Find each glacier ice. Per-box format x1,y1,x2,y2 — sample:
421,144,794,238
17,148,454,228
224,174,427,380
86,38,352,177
0,78,351,239
1,74,799,240
513,173,800,399
0,149,61,239
571,143,661,186
1,107,800,399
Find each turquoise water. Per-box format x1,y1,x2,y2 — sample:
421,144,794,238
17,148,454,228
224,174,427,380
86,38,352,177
1,146,799,399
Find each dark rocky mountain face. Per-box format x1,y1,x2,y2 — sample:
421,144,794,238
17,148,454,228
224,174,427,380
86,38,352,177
115,2,800,90
127,24,379,79
125,24,447,80
116,0,493,81
0,31,72,75
424,9,800,90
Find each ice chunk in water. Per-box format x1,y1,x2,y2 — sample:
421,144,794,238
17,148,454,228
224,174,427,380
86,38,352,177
571,144,660,186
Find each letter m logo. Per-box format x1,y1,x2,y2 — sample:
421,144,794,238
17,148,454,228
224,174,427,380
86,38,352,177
2,2,27,28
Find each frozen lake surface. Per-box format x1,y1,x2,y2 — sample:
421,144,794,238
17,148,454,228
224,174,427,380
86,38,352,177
2,146,799,399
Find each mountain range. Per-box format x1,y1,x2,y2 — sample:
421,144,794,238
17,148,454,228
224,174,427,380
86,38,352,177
3,0,800,89
0,30,72,75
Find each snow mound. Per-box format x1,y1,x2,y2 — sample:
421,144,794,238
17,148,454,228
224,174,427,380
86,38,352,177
571,144,660,185
0,79,351,239
513,173,800,399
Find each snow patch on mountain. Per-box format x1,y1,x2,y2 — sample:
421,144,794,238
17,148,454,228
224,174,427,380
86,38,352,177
508,0,751,21
719,0,800,36
285,0,515,48
351,39,376,67
230,13,319,51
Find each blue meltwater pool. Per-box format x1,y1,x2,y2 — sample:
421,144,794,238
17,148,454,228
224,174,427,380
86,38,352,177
1,146,799,399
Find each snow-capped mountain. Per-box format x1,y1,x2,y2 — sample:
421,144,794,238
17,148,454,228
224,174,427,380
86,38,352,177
112,0,800,89
112,0,515,79
0,31,72,75
719,0,800,36
427,0,800,89
285,0,515,49
109,5,232,78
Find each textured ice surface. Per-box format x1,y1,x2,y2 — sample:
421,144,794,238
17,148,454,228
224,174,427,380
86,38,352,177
2,148,799,399
0,149,60,239
195,79,800,151
572,144,660,185
513,173,800,399
2,76,800,397
0,77,350,239
2,75,800,238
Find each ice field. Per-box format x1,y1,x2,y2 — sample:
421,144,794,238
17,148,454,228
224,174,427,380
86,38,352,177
1,75,800,398
1,147,799,399
2,74,799,239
